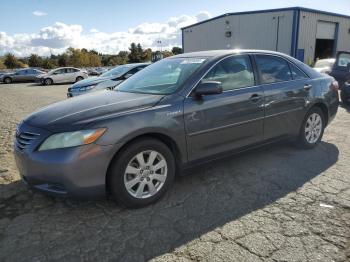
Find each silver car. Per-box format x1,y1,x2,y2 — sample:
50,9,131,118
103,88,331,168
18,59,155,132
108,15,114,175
0,68,45,84
37,67,88,85
67,63,149,97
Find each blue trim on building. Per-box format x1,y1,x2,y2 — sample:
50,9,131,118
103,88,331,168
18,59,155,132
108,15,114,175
333,23,339,56
181,7,350,30
295,9,300,59
291,10,298,57
182,29,185,52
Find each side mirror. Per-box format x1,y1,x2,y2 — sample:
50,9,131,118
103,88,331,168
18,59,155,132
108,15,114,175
194,80,223,97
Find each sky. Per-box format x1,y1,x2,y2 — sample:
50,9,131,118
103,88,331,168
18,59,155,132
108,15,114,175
1,0,350,57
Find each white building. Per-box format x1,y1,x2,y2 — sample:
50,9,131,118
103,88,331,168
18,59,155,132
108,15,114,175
182,7,350,64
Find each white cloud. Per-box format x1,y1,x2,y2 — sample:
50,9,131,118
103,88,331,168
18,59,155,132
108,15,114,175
33,11,47,17
0,11,211,57
90,28,99,33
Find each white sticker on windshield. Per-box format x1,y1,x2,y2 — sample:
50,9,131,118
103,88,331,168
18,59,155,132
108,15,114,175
180,59,205,64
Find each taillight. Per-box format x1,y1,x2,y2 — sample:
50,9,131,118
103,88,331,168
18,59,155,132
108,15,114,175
330,80,339,92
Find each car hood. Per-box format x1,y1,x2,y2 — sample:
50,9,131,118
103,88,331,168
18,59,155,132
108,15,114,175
70,76,113,88
24,91,164,132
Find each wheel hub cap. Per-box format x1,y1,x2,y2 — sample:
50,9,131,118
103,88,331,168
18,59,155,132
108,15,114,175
124,150,168,199
305,113,322,144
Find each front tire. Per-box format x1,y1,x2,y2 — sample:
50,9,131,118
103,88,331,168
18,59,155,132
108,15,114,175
3,77,12,84
44,78,53,85
109,138,175,208
297,107,325,149
76,76,84,82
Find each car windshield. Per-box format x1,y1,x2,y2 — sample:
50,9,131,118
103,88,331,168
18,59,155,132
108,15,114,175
101,65,132,77
118,58,206,95
314,60,334,68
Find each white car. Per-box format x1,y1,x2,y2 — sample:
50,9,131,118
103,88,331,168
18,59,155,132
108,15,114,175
37,67,88,85
313,58,335,74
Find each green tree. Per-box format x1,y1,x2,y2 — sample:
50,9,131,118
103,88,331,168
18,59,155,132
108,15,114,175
41,58,55,69
28,54,42,67
128,43,140,63
171,47,183,55
4,53,24,69
57,53,69,67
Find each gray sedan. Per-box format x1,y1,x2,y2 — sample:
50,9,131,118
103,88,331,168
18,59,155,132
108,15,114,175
0,68,45,84
14,50,339,207
67,63,150,97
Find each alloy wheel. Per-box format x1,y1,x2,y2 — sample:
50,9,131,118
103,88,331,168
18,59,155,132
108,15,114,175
305,113,322,144
123,150,167,199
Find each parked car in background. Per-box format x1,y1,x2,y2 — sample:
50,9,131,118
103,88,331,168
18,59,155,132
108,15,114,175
14,50,339,207
87,67,108,76
37,67,88,85
67,63,149,97
328,51,350,105
0,68,45,84
313,58,335,74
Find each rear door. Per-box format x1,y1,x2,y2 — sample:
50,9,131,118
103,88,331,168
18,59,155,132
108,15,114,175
184,55,264,161
330,51,350,89
254,54,310,139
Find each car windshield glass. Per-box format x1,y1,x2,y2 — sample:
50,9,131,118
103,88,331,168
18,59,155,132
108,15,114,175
101,65,131,77
314,60,334,68
118,58,206,95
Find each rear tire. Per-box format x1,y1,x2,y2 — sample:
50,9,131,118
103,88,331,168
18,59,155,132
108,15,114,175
109,138,175,208
296,107,325,149
76,76,84,82
3,77,11,84
44,78,53,85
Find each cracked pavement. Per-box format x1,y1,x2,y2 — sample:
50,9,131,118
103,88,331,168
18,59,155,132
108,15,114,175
0,83,349,262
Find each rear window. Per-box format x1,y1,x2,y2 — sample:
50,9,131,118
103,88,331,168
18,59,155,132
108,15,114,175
255,55,292,84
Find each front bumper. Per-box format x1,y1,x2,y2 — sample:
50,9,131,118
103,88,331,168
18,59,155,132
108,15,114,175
14,122,121,199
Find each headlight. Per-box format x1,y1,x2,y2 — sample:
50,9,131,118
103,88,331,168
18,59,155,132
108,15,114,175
79,85,96,92
38,128,106,151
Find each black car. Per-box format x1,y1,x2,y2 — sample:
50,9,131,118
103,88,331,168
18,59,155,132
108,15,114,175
329,51,350,105
14,50,339,207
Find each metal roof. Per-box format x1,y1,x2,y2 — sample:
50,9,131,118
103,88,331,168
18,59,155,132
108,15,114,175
181,7,350,30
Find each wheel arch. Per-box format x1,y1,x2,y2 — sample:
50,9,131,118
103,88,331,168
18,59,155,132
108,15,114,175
311,102,329,126
105,132,184,193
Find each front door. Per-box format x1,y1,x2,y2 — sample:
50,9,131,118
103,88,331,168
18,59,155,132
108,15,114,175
184,55,264,161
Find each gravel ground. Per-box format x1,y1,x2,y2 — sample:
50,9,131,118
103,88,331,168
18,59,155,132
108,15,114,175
0,83,349,262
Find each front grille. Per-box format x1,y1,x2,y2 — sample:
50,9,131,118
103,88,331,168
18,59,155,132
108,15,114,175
15,131,40,151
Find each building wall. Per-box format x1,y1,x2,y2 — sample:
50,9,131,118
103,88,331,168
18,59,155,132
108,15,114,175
298,11,350,63
183,10,294,54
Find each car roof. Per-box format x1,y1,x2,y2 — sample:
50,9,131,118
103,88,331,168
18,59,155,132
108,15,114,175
172,49,291,59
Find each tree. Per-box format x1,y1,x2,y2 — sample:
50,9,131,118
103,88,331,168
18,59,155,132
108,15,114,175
162,50,174,58
171,47,183,55
41,58,55,69
28,54,42,67
4,53,24,69
128,43,144,63
142,48,152,62
57,53,69,67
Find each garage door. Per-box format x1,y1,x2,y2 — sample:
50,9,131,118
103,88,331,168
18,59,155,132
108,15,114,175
316,21,336,39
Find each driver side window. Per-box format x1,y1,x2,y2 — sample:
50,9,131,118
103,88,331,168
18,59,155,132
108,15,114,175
203,55,255,91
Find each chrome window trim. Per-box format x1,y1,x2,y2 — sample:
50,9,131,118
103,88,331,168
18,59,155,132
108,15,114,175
185,53,255,98
185,52,310,98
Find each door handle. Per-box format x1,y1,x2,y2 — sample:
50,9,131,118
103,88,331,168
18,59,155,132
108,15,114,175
304,84,312,91
250,94,262,103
